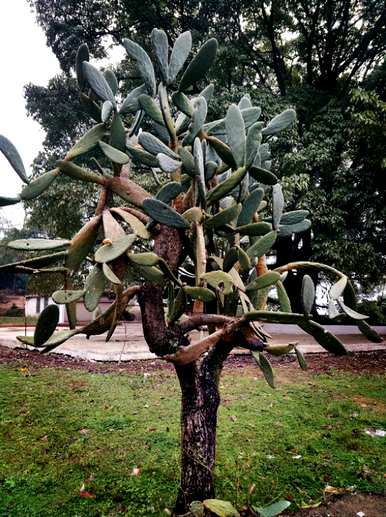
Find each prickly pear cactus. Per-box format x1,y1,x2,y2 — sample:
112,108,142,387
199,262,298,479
0,29,382,384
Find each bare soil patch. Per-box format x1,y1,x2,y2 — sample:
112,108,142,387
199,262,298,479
1,344,385,378
282,493,386,516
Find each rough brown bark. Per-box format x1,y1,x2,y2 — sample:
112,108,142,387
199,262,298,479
136,222,241,514
138,223,186,355
174,360,220,515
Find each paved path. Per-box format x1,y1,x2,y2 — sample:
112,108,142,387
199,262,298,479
0,323,385,362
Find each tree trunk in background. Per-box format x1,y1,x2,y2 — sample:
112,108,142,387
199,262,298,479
276,229,313,313
174,361,220,515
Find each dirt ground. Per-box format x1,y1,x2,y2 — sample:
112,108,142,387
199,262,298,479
1,344,386,378
281,493,386,517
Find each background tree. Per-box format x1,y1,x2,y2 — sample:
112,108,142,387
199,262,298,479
24,0,386,295
0,29,382,514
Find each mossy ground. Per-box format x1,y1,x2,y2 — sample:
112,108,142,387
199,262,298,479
0,362,385,516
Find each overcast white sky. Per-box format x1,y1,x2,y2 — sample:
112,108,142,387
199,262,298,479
0,0,60,228
0,1,128,232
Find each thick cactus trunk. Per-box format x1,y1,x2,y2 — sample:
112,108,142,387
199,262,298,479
174,361,220,515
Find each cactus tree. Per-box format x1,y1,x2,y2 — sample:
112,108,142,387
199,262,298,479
0,29,382,514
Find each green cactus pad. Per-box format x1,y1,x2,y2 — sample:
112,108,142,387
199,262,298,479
0,195,21,207
249,166,278,185
138,132,179,159
104,69,119,95
123,39,156,96
183,286,216,302
357,320,383,343
57,161,104,184
262,108,296,136
278,219,311,237
201,271,234,295
298,320,347,355
138,265,164,283
102,262,122,285
101,101,114,122
109,114,126,151
266,344,294,356
128,252,159,267
244,310,305,324
206,135,237,170
338,300,368,320
168,31,192,84
276,281,292,313
157,154,182,174
246,122,262,168
119,84,148,114
139,94,164,125
223,247,239,272
294,346,308,370
20,169,59,200
178,147,196,176
75,43,89,89
179,38,218,92
329,276,347,300
143,198,189,228
246,230,277,259
34,304,60,347
0,251,67,273
172,91,193,116
168,288,187,324
99,141,130,164
206,167,247,205
225,104,246,168
237,188,264,226
280,209,309,225
182,207,203,223
252,352,275,388
52,290,84,304
95,234,136,263
301,275,315,316
110,208,149,239
184,97,208,144
156,181,182,204
0,134,28,183
7,238,70,251
272,184,285,230
235,222,272,236
246,271,281,291
236,245,251,272
205,204,242,230
66,124,106,160
151,28,169,82
83,62,116,105
126,144,159,167
66,215,101,271
84,265,106,312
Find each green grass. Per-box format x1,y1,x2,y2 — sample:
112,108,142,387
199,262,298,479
0,365,385,516
0,316,37,325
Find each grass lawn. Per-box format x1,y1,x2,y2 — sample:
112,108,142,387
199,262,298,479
0,316,37,326
0,362,385,516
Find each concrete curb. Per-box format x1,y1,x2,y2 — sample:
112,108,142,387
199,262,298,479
1,323,385,362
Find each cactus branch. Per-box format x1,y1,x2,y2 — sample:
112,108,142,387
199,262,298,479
179,314,234,333
274,261,346,279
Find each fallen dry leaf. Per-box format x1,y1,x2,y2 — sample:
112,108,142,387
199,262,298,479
79,491,96,499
